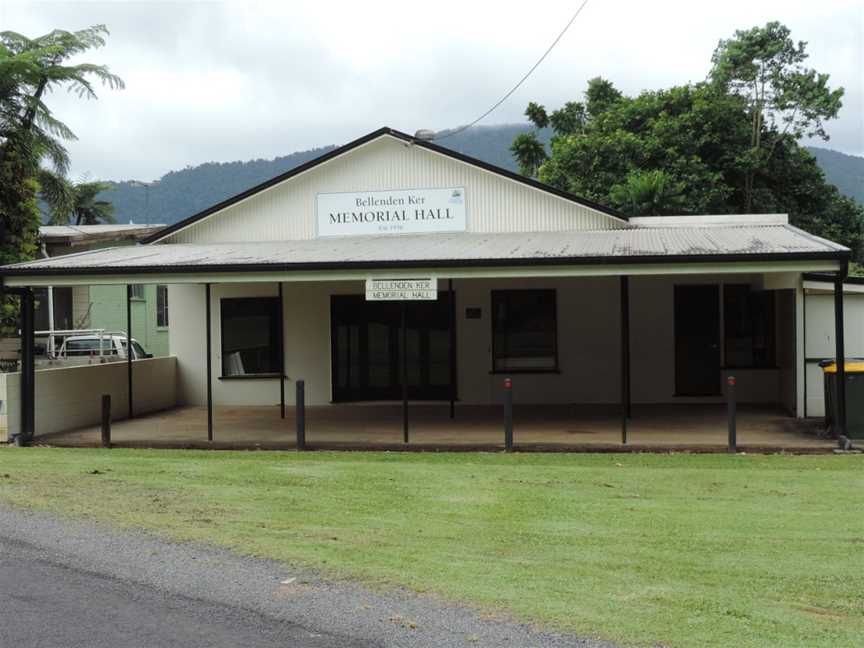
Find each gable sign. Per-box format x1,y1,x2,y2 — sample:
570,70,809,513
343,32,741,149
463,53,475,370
317,187,466,237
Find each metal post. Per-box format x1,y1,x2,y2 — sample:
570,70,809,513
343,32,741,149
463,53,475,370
834,272,847,439
278,282,285,419
727,375,737,453
295,379,306,450
620,276,630,444
802,285,808,418
101,394,112,448
401,301,409,443
205,283,213,442
449,279,456,419
504,377,513,451
16,288,35,446
46,285,55,357
126,285,133,420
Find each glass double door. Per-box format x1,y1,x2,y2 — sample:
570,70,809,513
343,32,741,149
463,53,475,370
331,295,453,401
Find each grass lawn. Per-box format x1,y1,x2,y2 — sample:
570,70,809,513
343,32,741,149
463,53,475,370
0,448,862,647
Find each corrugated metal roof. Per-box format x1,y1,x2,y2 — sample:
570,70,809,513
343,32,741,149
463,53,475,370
40,224,166,244
2,224,847,275
40,224,165,236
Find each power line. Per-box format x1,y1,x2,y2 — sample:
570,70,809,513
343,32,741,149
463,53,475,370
433,0,591,140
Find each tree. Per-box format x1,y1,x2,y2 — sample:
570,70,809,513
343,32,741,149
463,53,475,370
1,26,123,172
0,25,123,334
46,178,115,225
511,77,620,179
0,148,41,335
710,21,844,210
610,170,686,216
535,83,742,214
511,23,863,259
584,76,622,118
510,132,546,178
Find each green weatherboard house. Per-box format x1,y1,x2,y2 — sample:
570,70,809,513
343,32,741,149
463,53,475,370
35,225,169,358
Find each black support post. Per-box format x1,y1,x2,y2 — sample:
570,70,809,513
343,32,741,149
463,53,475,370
205,283,213,442
449,279,456,419
727,375,737,453
401,301,409,443
834,270,847,438
802,285,808,418
295,379,306,450
279,282,285,419
620,276,630,444
504,377,513,451
126,285,133,420
101,394,112,448
16,288,35,446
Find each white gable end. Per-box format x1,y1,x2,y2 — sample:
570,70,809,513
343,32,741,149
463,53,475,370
161,133,626,244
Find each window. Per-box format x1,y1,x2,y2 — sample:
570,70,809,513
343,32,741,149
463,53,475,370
129,284,145,300
723,285,776,368
120,339,148,359
65,338,117,356
33,287,74,331
156,285,169,327
491,289,557,372
221,297,281,377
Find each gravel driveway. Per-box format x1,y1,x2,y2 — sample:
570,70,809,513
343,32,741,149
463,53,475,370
0,505,617,648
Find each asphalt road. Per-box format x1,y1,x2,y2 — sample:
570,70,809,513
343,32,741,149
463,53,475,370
0,505,614,648
0,536,370,648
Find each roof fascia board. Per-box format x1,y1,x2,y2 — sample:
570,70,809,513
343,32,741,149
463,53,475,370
4,259,842,288
804,280,864,294
802,272,864,285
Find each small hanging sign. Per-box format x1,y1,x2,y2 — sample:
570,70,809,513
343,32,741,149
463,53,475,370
365,278,438,301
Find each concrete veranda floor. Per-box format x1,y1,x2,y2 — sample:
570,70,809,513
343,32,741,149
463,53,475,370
35,403,836,452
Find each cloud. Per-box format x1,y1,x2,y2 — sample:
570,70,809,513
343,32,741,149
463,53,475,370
3,0,861,180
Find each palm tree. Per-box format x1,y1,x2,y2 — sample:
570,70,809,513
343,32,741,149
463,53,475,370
609,170,687,216
1,26,122,334
0,25,124,174
510,132,548,178
45,177,115,225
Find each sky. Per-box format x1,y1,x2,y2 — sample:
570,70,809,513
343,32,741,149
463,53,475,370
2,0,862,181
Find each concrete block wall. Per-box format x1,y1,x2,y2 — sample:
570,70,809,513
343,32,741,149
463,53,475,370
1,356,177,440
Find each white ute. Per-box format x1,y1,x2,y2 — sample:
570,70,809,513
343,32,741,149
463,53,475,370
58,334,152,361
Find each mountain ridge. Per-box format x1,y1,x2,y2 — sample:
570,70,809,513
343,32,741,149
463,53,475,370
95,124,862,226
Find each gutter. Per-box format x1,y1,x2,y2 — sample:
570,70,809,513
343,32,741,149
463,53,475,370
803,271,864,285
0,249,850,279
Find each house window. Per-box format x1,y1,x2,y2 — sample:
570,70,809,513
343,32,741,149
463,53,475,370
723,285,776,368
156,285,169,327
220,297,281,377
491,289,557,372
33,287,74,331
129,284,145,300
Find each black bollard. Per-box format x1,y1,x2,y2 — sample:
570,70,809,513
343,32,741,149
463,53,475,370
727,375,737,453
101,394,112,448
504,377,513,452
295,380,306,451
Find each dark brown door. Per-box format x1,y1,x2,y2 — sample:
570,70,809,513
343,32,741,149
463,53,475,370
674,285,721,396
331,295,452,401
